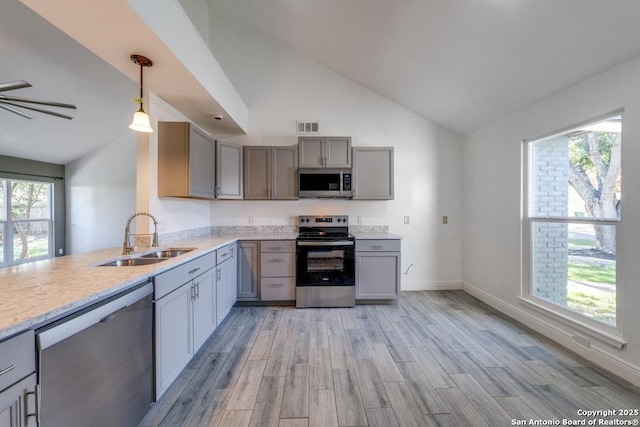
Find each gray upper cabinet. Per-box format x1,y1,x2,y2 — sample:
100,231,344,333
158,121,215,199
352,147,394,200
215,140,243,199
244,146,298,200
298,136,351,168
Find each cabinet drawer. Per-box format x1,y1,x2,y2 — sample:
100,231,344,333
0,330,35,392
261,240,295,253
355,239,400,252
260,252,295,277
216,245,232,265
261,277,296,301
155,252,216,299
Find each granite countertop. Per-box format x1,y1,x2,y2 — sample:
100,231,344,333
0,232,297,341
0,229,399,341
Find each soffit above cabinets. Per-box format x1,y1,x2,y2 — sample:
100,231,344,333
21,0,248,137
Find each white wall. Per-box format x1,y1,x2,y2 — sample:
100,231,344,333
463,54,640,384
66,133,137,253
205,11,464,289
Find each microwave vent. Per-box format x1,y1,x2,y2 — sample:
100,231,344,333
297,121,319,133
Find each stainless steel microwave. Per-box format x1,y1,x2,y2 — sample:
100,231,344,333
299,169,352,198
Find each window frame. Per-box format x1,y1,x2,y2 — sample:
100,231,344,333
2,178,55,266
520,110,625,348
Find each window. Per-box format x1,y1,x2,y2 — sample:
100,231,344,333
524,113,621,328
0,178,54,267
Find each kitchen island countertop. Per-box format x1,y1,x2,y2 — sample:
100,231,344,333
0,232,297,341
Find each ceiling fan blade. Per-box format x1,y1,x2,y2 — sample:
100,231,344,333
0,94,76,109
0,102,35,119
0,80,32,92
0,100,73,120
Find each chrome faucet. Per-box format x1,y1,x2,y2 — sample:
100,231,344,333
123,212,159,255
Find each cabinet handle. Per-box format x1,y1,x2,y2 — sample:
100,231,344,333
371,245,383,250
26,384,40,424
217,269,221,280
0,364,15,377
220,252,229,258
269,283,284,288
188,267,201,275
190,284,196,300
268,246,284,251
196,282,200,298
269,258,285,263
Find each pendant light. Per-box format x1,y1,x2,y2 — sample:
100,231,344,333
129,54,153,133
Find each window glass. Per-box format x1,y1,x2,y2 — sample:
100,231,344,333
530,117,621,220
2,179,53,265
527,114,621,326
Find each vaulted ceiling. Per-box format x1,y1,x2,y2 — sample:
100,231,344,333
205,0,640,134
4,0,640,164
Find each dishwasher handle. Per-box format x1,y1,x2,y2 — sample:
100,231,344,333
37,282,153,351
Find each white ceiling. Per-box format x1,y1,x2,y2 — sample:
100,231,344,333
206,0,640,134
4,0,640,164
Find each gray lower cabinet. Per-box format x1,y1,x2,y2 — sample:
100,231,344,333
298,136,351,168
0,374,36,427
260,240,296,301
244,146,298,200
0,330,37,427
215,140,243,199
237,241,260,300
355,239,401,300
154,252,216,398
227,244,238,309
215,244,235,325
158,121,216,199
352,147,394,200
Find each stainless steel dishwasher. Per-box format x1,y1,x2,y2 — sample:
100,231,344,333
36,282,153,427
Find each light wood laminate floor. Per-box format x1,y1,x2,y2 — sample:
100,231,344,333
139,291,640,426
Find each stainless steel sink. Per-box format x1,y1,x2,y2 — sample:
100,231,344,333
98,257,167,267
139,248,197,259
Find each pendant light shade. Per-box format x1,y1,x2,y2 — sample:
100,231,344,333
129,54,153,133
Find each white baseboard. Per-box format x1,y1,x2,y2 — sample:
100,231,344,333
461,281,640,387
401,280,462,291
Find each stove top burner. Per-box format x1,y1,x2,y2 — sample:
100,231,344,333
297,215,352,241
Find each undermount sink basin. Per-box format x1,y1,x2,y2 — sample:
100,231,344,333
98,257,167,267
139,248,197,259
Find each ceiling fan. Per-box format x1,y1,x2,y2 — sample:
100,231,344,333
0,80,77,120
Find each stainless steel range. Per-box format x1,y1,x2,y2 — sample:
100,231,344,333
296,215,355,308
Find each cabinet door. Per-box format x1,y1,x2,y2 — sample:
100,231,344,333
155,283,192,398
352,147,394,200
0,374,36,427
237,241,259,300
272,146,298,199
244,147,271,199
216,260,230,325
356,252,400,300
227,244,238,308
216,140,243,199
192,268,216,352
188,126,216,198
325,137,351,168
298,137,325,167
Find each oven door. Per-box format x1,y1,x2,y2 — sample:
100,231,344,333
296,240,355,286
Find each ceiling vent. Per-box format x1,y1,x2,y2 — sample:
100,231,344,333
297,121,319,133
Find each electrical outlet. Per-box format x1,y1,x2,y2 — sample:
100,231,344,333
248,216,254,225
442,216,448,224
572,335,591,348
404,216,410,224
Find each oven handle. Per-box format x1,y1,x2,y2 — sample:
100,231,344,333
297,240,354,247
